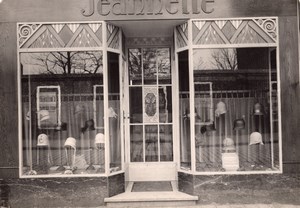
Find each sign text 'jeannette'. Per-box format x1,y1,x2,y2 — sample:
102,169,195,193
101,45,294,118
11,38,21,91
81,0,215,17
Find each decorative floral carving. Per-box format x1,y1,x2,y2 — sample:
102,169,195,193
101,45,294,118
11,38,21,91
254,18,277,40
18,24,41,47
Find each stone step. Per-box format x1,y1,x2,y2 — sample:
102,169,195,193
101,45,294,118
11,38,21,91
104,191,198,207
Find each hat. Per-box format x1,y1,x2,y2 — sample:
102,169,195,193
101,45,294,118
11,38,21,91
223,137,236,152
206,122,216,132
108,107,118,118
200,125,207,134
37,134,49,146
81,119,95,133
254,103,264,115
233,118,245,130
215,101,226,117
64,137,76,149
39,110,50,121
26,111,31,120
95,133,105,144
249,132,264,145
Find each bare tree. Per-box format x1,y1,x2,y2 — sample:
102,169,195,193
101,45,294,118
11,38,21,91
211,49,238,70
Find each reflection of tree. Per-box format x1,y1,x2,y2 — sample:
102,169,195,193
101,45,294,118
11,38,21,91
129,48,171,78
211,49,237,70
30,51,103,74
143,49,156,77
194,57,205,70
128,49,141,77
157,49,170,74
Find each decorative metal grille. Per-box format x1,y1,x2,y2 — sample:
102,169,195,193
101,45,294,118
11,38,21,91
106,23,120,50
192,18,277,45
18,23,103,49
175,22,188,48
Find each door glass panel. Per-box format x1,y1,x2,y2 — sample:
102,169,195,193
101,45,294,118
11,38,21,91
160,125,173,161
129,87,143,123
130,125,143,162
159,86,172,123
143,48,157,85
145,125,158,162
129,49,142,85
128,47,173,163
157,48,171,84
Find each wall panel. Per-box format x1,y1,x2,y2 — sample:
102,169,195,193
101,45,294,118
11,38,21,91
279,16,300,173
0,23,19,178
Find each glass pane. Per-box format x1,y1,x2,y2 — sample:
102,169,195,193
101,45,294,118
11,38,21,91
160,125,173,161
193,48,280,173
145,125,158,162
108,52,121,173
157,48,171,84
21,51,105,176
130,125,143,162
178,51,191,170
129,48,142,85
143,48,157,85
129,87,143,123
159,86,172,123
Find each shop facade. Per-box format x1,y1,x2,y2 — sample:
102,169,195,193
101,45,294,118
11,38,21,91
0,0,299,207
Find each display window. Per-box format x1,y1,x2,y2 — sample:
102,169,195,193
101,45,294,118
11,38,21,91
176,18,281,174
20,51,106,176
18,22,123,177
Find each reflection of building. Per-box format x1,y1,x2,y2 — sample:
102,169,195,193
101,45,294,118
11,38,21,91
0,0,300,207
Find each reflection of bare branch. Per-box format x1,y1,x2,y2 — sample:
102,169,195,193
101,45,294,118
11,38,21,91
29,51,103,74
129,49,141,76
211,49,237,70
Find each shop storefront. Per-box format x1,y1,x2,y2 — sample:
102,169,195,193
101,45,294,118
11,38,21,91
0,0,299,207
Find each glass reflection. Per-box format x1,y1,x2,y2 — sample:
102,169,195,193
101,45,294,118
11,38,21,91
21,51,106,176
193,48,279,172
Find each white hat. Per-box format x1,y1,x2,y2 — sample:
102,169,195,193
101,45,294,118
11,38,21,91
215,101,227,117
37,134,49,146
39,110,50,121
249,132,264,145
108,107,118,118
64,137,76,149
26,111,31,120
95,133,105,144
223,137,236,151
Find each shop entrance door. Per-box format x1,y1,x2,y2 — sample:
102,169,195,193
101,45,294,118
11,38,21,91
124,47,176,181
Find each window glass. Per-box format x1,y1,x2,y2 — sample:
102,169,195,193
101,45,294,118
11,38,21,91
108,52,122,173
21,51,105,176
178,50,191,170
193,48,280,173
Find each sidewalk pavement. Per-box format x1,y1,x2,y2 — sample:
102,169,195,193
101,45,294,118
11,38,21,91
101,205,300,208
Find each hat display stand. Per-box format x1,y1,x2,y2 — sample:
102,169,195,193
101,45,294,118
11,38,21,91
95,133,105,173
25,80,37,175
215,98,227,169
64,137,76,174
84,116,96,171
36,134,51,174
250,100,265,169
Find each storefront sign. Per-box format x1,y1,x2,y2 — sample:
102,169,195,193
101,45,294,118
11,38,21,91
81,0,215,17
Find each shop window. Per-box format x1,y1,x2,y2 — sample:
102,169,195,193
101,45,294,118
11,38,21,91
178,50,191,170
20,51,106,176
192,47,280,173
107,52,122,172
